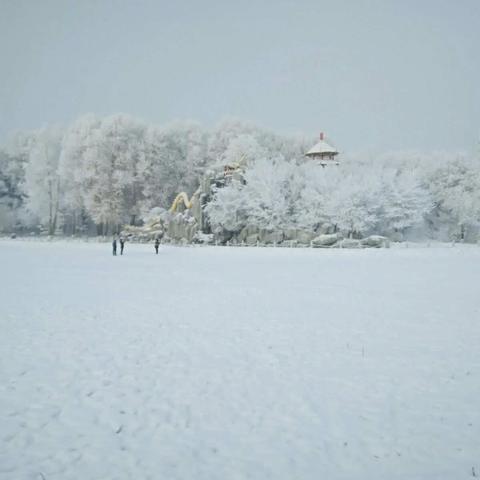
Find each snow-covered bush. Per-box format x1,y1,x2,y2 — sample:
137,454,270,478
205,152,462,239
425,158,480,240
379,169,433,237
204,180,247,232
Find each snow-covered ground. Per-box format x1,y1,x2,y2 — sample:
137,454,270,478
1,240,480,480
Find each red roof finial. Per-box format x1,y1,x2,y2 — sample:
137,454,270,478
320,132,324,140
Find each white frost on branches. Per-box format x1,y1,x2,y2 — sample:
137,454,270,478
0,114,478,240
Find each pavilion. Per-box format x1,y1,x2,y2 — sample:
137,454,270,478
305,132,339,166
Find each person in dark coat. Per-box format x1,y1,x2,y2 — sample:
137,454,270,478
154,238,160,254
119,236,125,255
112,238,117,256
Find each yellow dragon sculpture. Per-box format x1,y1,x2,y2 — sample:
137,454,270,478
169,192,194,213
169,154,247,213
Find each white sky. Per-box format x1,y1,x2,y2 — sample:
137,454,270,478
1,0,479,152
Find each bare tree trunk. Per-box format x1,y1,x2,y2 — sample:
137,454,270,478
47,180,60,236
48,179,53,235
72,211,76,236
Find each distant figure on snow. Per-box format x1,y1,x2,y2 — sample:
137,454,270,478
154,238,160,254
119,236,125,255
112,238,117,256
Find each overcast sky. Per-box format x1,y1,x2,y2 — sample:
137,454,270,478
1,0,479,152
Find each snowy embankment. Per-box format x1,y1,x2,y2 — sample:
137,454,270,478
1,240,479,480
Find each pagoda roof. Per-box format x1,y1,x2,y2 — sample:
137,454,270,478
305,139,338,157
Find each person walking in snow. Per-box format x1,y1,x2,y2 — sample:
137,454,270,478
112,237,117,256
119,236,125,255
154,237,160,254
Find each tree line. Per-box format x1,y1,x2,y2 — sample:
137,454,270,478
1,114,479,241
206,154,480,241
0,115,308,236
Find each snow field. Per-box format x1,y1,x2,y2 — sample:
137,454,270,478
1,240,480,479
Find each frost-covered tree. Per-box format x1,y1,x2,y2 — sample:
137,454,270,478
79,114,146,234
139,121,208,214
296,163,335,231
241,157,299,231
58,114,102,234
0,149,25,210
444,187,480,240
207,118,310,166
204,180,248,232
207,118,260,165
159,121,208,197
323,171,382,237
222,135,266,167
426,158,480,239
0,151,18,231
0,149,25,231
0,132,35,231
25,127,64,235
207,157,305,233
379,169,433,236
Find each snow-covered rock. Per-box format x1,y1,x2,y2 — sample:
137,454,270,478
261,231,284,244
360,235,390,248
339,238,362,248
296,230,315,244
192,232,214,244
312,233,342,247
246,234,259,245
316,223,335,235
